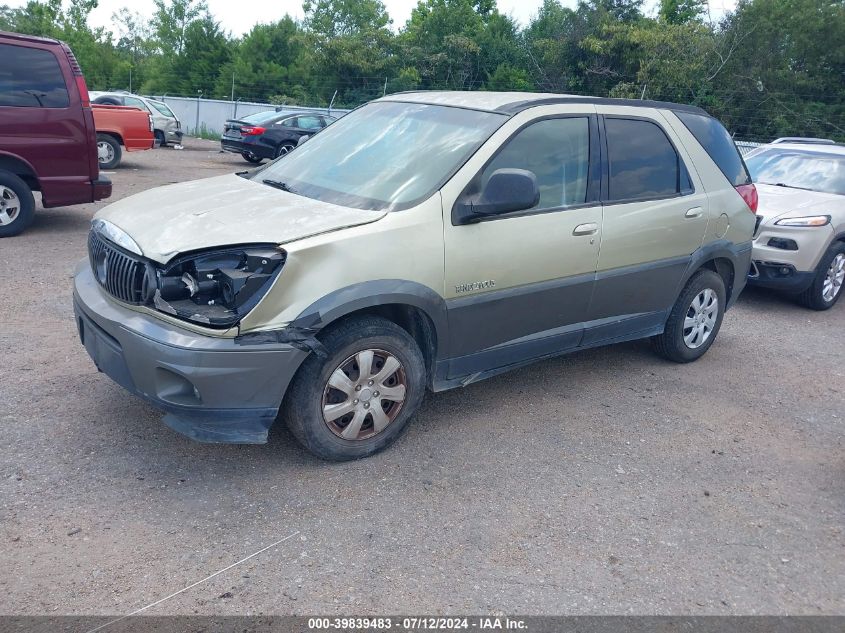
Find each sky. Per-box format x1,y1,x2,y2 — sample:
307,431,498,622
5,0,739,37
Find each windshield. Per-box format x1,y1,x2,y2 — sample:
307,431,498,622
746,148,845,195
252,101,507,211
149,100,176,118
242,110,284,125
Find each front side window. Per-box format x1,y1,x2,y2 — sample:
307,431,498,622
0,44,69,108
253,101,507,211
746,149,845,196
606,118,681,201
482,117,590,211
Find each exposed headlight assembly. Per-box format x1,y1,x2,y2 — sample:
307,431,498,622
774,215,831,227
150,245,286,327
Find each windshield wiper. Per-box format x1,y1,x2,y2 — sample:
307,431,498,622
262,179,297,193
768,182,815,192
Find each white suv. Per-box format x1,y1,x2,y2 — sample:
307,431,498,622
746,140,845,309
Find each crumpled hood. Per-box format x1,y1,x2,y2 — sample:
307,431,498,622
95,173,386,263
755,183,842,223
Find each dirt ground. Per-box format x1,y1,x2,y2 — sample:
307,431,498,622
1,138,842,616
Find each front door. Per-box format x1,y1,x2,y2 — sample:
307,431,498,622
441,109,603,378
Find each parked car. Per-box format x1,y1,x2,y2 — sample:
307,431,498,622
89,91,183,147
92,104,155,168
221,110,336,163
73,92,756,460
0,31,111,237
746,140,845,309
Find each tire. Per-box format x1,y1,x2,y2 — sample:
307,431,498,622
282,316,427,461
652,269,726,363
96,133,122,169
0,171,36,238
241,151,262,164
798,242,845,310
274,142,296,159
154,130,166,147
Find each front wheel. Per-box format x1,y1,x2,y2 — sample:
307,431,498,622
282,316,427,461
798,243,845,310
0,171,36,237
96,134,122,169
652,269,726,363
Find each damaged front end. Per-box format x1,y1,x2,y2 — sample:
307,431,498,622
88,226,285,329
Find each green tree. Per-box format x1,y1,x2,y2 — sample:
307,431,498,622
301,0,395,105
658,0,706,24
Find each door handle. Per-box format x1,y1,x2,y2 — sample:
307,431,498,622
572,223,598,236
685,207,704,218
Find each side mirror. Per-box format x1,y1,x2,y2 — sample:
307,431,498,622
454,168,539,224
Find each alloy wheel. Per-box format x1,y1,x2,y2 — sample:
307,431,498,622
321,349,407,441
823,253,845,303
683,288,719,349
0,186,21,226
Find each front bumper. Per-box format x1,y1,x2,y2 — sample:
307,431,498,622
73,263,308,444
748,261,816,292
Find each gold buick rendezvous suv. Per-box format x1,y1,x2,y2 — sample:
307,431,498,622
73,92,757,460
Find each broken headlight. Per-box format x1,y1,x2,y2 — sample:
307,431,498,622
149,245,286,327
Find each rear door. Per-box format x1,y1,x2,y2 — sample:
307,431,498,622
585,107,709,344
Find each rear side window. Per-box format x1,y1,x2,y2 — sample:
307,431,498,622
605,118,681,201
483,117,591,210
675,111,751,186
0,44,69,108
297,115,323,130
124,96,149,112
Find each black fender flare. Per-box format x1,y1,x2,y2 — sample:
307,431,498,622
677,239,752,307
290,279,449,357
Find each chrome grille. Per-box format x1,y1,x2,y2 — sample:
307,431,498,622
87,230,146,304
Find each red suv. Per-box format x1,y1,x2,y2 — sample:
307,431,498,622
0,31,111,237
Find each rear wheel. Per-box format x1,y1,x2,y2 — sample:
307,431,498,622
652,269,726,363
0,171,36,238
798,242,845,310
283,316,426,461
241,151,262,164
96,133,122,169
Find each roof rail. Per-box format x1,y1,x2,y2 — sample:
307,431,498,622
771,137,835,145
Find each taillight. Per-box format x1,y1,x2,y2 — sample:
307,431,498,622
149,115,154,132
62,44,90,107
735,183,758,214
75,76,90,107
241,126,266,136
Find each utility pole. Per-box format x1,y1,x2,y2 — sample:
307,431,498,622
129,67,132,93
383,77,388,96
328,89,337,117
195,90,202,134
230,72,235,103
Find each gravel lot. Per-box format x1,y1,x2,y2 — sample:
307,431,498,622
1,138,843,616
